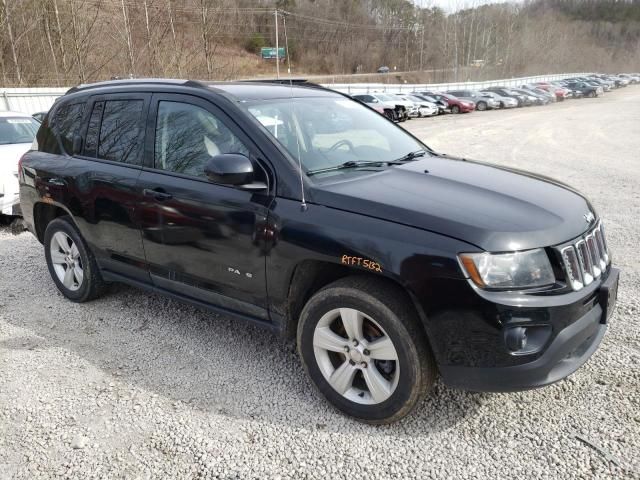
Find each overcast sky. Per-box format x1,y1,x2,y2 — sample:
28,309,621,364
413,0,523,12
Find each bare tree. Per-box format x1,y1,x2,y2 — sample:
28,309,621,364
120,0,135,76
1,0,22,84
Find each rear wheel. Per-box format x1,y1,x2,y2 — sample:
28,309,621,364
476,101,487,111
44,216,106,302
588,90,596,98
384,109,395,122
451,105,460,114
297,277,436,424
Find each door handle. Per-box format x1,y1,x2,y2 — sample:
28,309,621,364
143,188,173,201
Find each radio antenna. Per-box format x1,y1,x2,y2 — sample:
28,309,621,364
281,10,307,211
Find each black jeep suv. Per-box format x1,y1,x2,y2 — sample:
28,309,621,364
19,79,619,424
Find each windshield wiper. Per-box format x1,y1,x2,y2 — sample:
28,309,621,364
307,160,389,176
393,149,427,162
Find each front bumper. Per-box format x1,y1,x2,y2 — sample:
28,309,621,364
431,267,619,392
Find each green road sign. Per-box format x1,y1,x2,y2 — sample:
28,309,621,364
261,47,285,59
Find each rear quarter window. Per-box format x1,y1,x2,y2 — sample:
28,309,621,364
54,102,85,154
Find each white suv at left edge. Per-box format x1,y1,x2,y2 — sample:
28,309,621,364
0,111,39,216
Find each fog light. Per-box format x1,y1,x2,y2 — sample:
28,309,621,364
504,324,552,355
505,327,527,352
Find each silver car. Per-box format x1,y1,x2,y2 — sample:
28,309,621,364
478,91,518,109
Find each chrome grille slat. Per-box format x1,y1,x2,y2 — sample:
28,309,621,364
557,221,609,291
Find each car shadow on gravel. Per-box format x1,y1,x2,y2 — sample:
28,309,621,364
1,249,486,436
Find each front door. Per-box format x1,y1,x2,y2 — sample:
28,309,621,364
136,93,273,320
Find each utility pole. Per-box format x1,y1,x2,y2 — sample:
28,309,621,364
274,9,280,79
419,25,425,71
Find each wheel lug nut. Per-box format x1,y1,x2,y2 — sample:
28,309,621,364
360,362,367,368
351,339,359,347
349,360,355,366
343,346,350,353
363,349,370,356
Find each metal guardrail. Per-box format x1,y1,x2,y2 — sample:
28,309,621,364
321,73,593,94
0,87,68,114
0,73,592,113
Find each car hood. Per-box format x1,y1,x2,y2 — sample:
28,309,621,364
311,155,594,252
0,143,31,174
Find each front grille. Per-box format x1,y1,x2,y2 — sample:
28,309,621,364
557,222,610,291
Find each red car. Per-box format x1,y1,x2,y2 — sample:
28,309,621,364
429,93,476,113
534,82,569,101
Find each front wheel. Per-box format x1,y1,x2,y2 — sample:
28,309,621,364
297,277,436,424
476,101,487,111
44,216,107,302
451,105,460,114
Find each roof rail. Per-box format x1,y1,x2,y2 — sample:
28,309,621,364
65,78,208,95
239,78,326,89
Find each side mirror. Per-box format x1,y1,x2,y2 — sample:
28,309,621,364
204,153,266,190
72,134,83,155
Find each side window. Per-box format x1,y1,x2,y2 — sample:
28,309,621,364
98,100,145,165
154,101,249,179
54,102,85,153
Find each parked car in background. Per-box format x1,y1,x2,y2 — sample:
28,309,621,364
427,92,475,114
557,81,585,99
510,88,545,106
585,78,612,92
478,91,518,108
566,81,602,98
511,88,549,106
521,85,556,103
617,73,639,84
535,82,570,101
359,93,409,122
393,94,438,117
485,87,530,107
387,94,419,118
446,90,499,111
377,66,390,74
32,111,47,123
0,111,40,216
411,93,448,114
351,94,398,122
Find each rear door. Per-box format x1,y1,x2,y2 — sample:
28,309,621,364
136,93,273,320
63,93,151,282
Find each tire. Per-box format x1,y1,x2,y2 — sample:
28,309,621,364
451,105,460,114
499,101,505,109
476,101,487,111
384,110,395,122
588,90,596,98
297,276,437,424
44,216,107,302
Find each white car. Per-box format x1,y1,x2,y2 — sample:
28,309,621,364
404,95,439,117
0,111,39,216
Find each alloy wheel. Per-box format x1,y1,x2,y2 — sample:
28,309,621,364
49,231,84,291
313,308,400,405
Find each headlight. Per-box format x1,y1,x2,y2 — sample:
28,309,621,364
459,249,555,289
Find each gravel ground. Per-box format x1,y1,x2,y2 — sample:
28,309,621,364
1,87,639,480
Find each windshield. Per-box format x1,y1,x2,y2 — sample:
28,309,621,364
0,117,39,145
246,97,425,176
